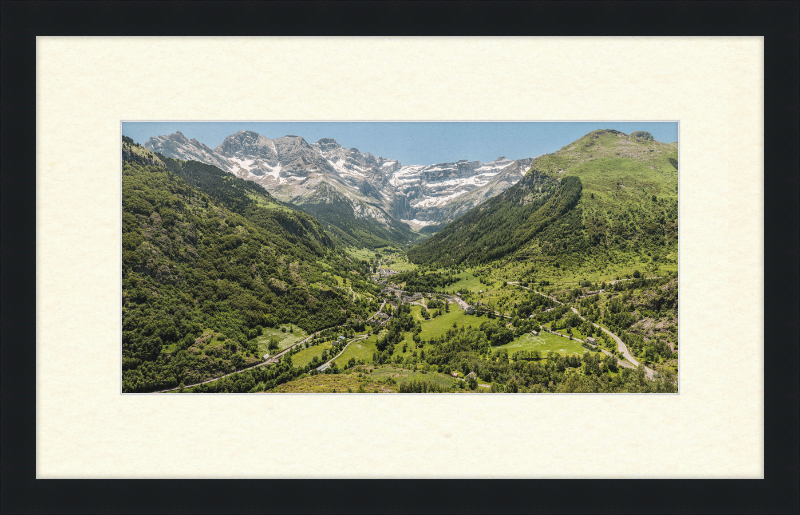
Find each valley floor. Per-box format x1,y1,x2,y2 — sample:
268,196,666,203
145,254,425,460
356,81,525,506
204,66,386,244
166,246,677,394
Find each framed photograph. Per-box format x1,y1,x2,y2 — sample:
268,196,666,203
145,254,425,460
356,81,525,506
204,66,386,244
121,120,680,395
2,1,797,514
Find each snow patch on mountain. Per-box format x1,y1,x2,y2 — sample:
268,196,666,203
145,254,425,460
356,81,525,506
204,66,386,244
229,157,254,172
414,190,467,208
402,218,435,227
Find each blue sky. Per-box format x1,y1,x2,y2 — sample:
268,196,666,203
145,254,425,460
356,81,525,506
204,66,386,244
123,121,678,165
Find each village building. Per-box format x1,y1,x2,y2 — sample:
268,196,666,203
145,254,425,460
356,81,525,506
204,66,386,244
450,371,459,378
586,337,597,345
466,306,475,315
401,292,423,303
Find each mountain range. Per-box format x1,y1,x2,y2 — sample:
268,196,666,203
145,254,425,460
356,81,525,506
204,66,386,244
144,130,534,245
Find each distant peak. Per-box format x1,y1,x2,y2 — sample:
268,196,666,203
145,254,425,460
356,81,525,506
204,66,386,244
583,129,623,139
316,138,342,151
228,130,265,140
275,135,308,145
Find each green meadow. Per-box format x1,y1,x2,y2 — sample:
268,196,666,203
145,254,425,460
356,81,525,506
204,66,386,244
497,332,586,356
391,303,493,359
382,254,417,272
290,339,335,368
253,324,308,357
333,335,379,366
441,270,483,293
345,247,377,261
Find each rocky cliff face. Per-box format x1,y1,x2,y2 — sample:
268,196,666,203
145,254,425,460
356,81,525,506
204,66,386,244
388,157,533,223
144,131,233,172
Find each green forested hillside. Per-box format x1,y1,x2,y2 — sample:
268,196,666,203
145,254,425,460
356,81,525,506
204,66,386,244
408,130,678,278
156,154,337,257
407,173,576,266
122,140,379,392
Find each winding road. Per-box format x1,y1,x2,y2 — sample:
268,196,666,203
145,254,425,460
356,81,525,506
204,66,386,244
567,307,654,379
443,294,471,311
161,273,659,392
508,281,655,380
316,334,369,371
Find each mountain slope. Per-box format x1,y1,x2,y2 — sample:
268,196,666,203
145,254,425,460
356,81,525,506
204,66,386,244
407,172,575,266
121,139,379,392
407,130,678,274
295,181,421,248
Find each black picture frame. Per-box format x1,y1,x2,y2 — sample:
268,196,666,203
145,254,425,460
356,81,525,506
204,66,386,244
2,1,797,514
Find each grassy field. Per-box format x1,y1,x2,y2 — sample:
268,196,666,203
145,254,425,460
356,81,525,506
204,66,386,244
384,260,416,272
392,304,493,359
416,303,491,338
441,270,484,293
345,247,377,261
289,340,334,368
497,332,586,356
252,324,308,357
333,335,379,366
